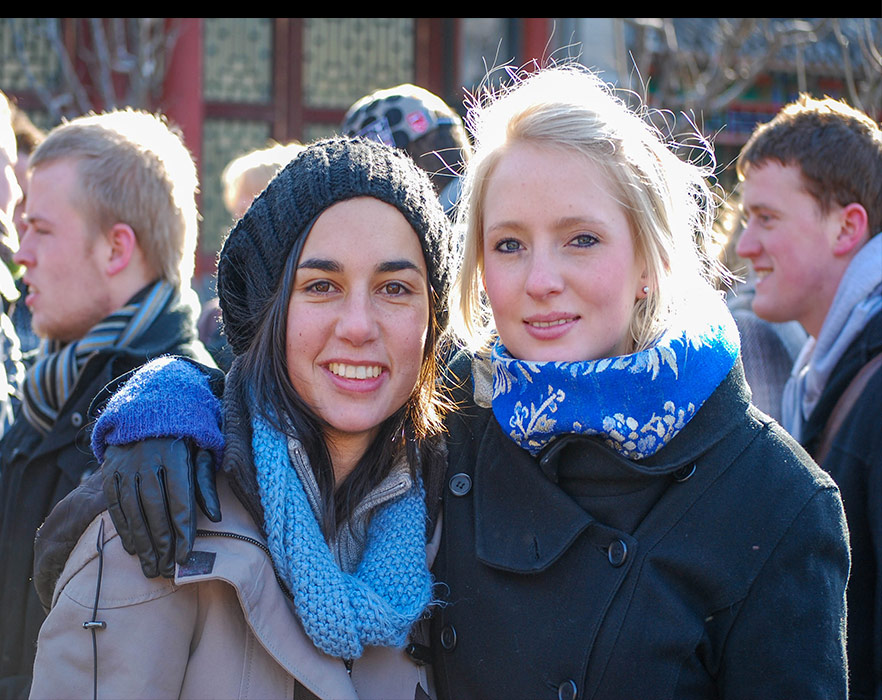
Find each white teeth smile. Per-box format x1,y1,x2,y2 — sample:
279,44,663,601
529,319,571,328
328,363,382,380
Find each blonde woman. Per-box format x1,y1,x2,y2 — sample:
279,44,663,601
430,65,848,700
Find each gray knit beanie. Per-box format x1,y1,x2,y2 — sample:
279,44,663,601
217,136,453,356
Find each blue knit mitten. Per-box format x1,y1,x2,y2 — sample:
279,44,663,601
91,356,224,464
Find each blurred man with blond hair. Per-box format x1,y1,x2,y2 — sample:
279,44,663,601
221,140,304,220
0,108,214,697
0,90,24,443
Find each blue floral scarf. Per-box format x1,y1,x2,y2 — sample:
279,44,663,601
490,299,740,460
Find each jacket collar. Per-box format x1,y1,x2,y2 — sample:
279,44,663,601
473,414,594,572
803,308,882,446
178,476,361,700
637,358,751,469
473,359,751,573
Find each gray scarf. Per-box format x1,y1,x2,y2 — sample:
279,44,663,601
285,433,413,573
782,234,882,441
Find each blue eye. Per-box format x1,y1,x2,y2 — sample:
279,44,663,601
495,238,522,253
571,233,598,247
746,212,773,227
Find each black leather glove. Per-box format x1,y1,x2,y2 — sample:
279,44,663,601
102,438,221,578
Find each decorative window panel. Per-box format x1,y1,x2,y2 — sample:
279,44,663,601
203,18,273,103
0,18,62,92
303,18,414,110
199,118,272,258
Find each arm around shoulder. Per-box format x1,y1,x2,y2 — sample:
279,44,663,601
90,356,226,578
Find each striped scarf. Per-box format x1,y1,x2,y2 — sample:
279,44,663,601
22,280,176,434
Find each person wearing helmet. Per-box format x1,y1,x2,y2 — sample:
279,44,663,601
342,84,471,216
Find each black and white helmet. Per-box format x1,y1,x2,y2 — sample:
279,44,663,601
341,84,461,150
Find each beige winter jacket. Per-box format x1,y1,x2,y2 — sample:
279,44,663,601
30,476,438,700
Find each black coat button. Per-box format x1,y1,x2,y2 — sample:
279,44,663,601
558,679,578,700
608,539,628,567
405,642,432,665
70,411,83,428
673,463,696,482
440,624,457,651
448,473,472,496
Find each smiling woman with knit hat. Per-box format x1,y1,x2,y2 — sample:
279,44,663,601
29,137,454,700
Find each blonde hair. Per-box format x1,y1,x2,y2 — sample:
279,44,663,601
0,91,14,164
450,65,726,354
30,109,199,288
221,142,304,215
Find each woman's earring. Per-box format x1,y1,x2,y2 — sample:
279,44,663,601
642,285,650,295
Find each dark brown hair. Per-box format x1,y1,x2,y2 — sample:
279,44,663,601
10,103,45,155
737,94,882,238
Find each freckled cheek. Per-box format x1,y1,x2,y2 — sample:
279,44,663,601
386,309,429,381
286,345,325,400
284,336,311,388
287,303,331,341
482,267,517,310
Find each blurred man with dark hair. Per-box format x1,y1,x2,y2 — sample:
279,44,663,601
737,94,882,699
0,90,25,442
8,101,45,354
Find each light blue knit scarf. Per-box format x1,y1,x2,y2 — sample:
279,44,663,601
491,298,741,460
251,411,433,659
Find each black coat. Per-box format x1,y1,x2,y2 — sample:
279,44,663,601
0,298,214,700
802,308,882,700
431,357,849,700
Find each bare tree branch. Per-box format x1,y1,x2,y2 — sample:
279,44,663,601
90,18,118,110
9,17,177,119
44,19,94,117
619,17,881,132
859,18,882,71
